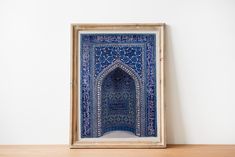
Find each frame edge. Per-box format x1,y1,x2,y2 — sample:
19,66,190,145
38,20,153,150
70,23,166,148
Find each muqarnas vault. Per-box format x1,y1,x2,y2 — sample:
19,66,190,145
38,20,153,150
80,33,158,138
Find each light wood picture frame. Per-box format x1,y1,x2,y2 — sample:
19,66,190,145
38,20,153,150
71,24,165,148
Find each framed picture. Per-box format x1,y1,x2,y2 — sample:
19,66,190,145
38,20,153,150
71,24,165,148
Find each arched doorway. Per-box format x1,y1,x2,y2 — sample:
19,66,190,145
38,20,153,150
101,67,136,136
96,61,141,137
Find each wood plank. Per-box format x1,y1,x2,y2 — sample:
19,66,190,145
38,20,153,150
0,145,235,157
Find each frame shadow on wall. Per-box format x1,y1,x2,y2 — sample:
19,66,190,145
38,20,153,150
165,25,186,144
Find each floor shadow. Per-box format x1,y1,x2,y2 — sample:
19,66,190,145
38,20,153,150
165,25,186,144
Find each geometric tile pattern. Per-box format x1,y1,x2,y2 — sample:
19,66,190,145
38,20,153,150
100,67,137,135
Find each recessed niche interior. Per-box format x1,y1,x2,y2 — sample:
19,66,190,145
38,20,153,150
100,67,137,137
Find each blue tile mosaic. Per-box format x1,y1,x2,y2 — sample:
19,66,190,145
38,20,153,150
101,68,136,135
80,33,157,138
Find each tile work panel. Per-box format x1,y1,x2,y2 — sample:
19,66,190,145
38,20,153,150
80,34,157,138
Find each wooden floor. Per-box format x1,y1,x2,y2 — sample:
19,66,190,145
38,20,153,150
0,145,235,157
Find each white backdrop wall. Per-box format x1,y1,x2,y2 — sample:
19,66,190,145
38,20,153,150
0,0,235,144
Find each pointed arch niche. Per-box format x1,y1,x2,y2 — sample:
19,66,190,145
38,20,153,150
96,61,141,137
